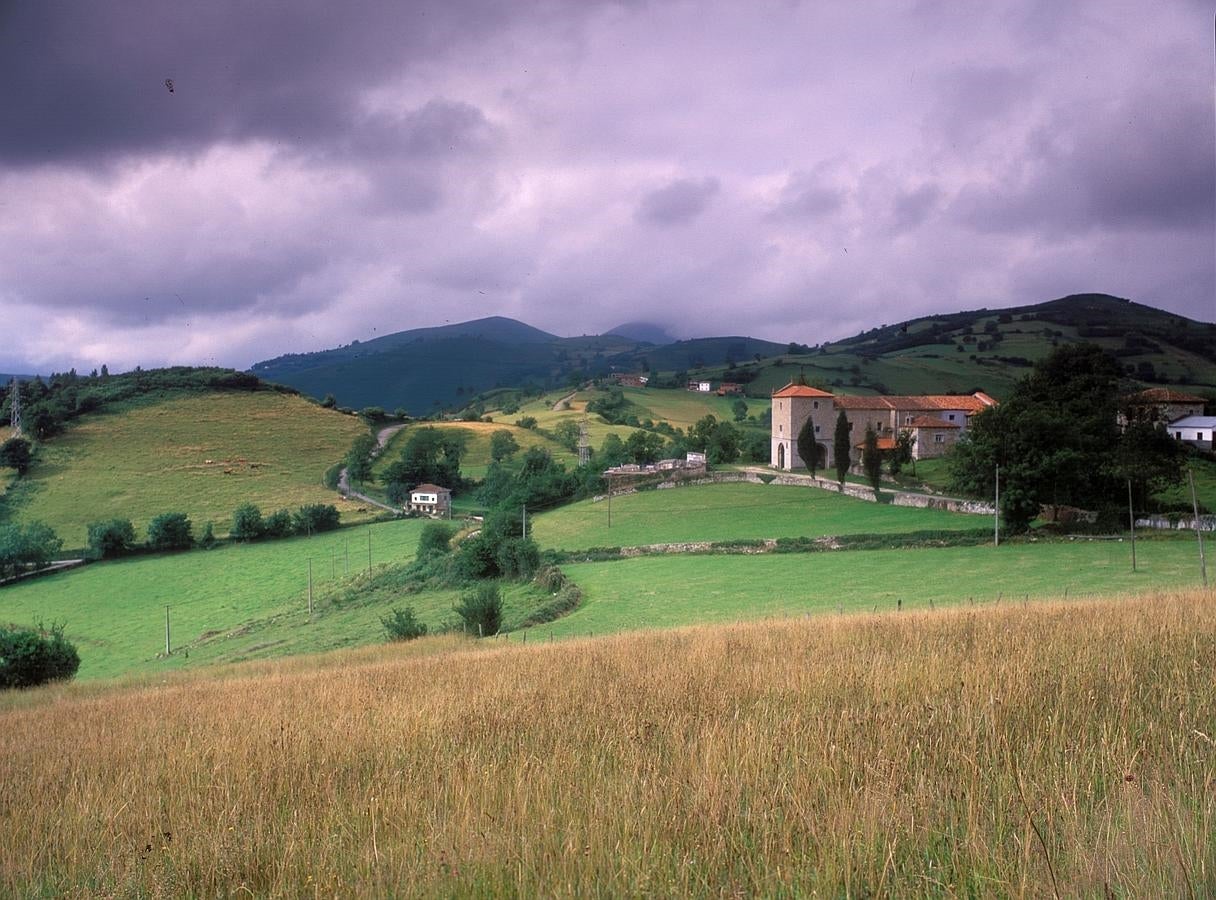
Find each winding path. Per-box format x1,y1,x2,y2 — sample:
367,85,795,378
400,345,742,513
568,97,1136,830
337,423,407,514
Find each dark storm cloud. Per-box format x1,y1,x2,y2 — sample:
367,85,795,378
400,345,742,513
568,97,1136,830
0,0,1212,373
953,86,1215,235
770,171,845,219
636,178,721,226
0,0,516,165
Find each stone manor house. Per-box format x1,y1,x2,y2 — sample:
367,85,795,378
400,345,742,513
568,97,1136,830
770,382,997,470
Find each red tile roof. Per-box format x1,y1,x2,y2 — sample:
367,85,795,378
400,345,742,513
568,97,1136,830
903,415,960,429
1126,388,1206,404
854,436,898,450
411,483,450,494
835,392,995,412
772,382,834,398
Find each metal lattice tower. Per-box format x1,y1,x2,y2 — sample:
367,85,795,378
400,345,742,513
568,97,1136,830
578,415,591,467
6,378,20,438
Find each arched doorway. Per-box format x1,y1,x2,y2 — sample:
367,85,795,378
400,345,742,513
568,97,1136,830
815,442,827,470
777,443,785,469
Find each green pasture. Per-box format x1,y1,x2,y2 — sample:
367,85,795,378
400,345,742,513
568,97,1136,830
537,537,1207,637
531,481,980,549
0,520,426,680
5,392,371,547
373,421,576,482
613,386,769,430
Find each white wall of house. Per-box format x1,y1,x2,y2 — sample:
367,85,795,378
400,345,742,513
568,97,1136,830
1170,417,1216,451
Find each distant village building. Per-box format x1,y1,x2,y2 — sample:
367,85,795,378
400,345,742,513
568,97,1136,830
1168,416,1216,452
1119,388,1207,428
716,382,743,396
408,484,452,517
687,379,713,392
770,383,996,470
613,373,649,388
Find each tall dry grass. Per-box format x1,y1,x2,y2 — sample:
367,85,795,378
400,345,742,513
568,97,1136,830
1,592,1214,897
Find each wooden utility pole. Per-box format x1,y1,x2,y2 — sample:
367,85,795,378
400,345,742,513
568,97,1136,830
607,475,612,528
1127,478,1136,572
308,558,313,618
164,606,171,656
367,528,372,572
522,504,527,539
1189,469,1207,587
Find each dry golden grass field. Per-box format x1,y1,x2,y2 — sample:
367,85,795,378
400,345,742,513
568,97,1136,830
2,590,1213,897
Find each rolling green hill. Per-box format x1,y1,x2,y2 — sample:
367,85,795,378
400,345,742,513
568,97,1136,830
2,391,374,548
250,294,1216,412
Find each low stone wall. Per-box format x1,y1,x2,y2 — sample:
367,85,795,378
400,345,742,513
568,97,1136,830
1135,514,1216,533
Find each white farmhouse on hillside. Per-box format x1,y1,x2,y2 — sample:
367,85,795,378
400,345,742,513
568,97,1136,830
408,484,452,517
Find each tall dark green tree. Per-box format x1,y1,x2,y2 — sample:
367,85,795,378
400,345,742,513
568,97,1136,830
862,425,882,494
0,437,32,475
949,343,1170,533
345,433,377,485
796,415,818,476
833,411,851,486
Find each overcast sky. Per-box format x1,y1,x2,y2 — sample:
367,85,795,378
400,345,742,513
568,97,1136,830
1,0,1213,373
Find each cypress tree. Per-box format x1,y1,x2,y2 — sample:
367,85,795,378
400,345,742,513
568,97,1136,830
796,416,818,476
833,411,851,487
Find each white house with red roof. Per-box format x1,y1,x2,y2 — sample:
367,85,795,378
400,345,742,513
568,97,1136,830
770,382,996,470
408,483,452,517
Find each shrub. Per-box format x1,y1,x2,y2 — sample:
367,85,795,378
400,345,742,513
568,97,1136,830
515,416,538,430
454,584,503,636
198,522,217,549
293,503,340,535
418,522,455,557
146,512,192,551
0,623,80,689
263,509,295,539
495,537,541,580
230,503,265,541
381,606,428,641
86,519,137,560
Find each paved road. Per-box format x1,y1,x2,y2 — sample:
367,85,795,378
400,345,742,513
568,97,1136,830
337,424,406,514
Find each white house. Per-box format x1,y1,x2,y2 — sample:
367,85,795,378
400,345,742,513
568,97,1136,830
408,483,452,517
1168,416,1216,452
687,380,713,392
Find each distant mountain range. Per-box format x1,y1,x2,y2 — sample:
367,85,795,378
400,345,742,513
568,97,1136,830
250,294,1216,411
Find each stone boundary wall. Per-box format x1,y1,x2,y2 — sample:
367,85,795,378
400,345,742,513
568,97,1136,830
1135,514,1216,533
592,468,1207,530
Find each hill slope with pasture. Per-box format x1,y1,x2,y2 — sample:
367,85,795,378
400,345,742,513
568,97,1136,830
250,293,1215,411
2,391,374,548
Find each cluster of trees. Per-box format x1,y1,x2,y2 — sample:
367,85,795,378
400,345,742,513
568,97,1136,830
950,344,1187,532
83,502,341,559
230,503,341,541
86,512,199,559
0,522,62,578
383,427,468,502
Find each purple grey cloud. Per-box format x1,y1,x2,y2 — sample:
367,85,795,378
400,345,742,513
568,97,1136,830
636,178,722,226
0,0,1211,374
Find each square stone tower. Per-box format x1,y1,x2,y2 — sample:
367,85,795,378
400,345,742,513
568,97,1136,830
771,383,834,471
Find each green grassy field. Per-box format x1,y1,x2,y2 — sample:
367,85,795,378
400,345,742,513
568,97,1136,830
6,392,372,546
531,481,980,549
0,517,569,681
536,537,1207,637
372,420,577,482
0,520,425,680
